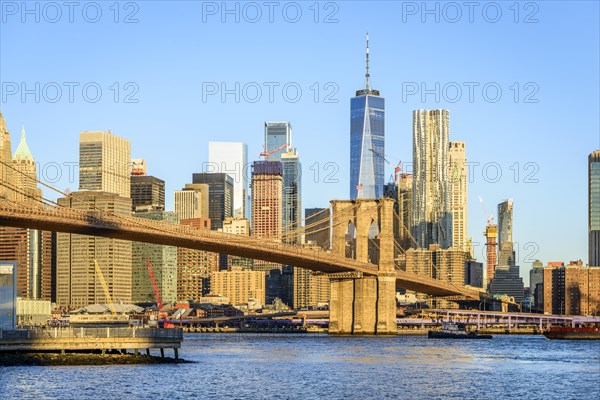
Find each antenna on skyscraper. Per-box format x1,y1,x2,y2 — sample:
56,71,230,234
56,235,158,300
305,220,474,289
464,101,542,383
365,31,370,91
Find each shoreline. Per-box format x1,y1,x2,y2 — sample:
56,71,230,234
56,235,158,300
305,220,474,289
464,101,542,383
0,353,192,367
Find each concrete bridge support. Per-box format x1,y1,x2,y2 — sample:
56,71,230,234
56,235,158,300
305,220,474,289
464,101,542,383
328,199,397,334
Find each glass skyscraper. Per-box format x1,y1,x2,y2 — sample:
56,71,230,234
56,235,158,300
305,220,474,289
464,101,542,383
281,150,302,244
264,122,292,162
589,150,600,266
350,34,385,200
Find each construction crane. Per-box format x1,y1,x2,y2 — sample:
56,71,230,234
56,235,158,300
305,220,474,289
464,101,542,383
478,195,495,226
145,260,163,311
93,259,117,315
259,143,288,160
369,148,402,183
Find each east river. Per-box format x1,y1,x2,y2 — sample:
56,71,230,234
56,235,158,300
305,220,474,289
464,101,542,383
1,334,599,399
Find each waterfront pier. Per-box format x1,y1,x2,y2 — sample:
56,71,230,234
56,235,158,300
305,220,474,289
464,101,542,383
0,327,183,358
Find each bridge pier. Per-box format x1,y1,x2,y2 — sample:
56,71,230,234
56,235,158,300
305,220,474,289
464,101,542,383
328,199,397,335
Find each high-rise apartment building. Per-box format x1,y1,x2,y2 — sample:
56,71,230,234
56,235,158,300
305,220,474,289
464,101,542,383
350,34,385,200
192,173,233,231
589,151,600,266
174,184,209,221
489,264,524,304
498,199,515,266
449,141,467,252
543,261,600,315
210,269,266,307
131,175,165,212
222,218,250,236
411,109,452,249
464,260,484,288
251,161,283,240
208,142,249,219
264,122,292,162
293,262,330,309
56,191,132,308
132,211,178,305
281,149,302,244
79,131,131,198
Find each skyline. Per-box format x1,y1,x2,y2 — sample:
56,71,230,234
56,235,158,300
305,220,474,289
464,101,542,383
1,1,599,277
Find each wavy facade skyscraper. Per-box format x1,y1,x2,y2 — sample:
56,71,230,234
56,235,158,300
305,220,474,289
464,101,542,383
411,109,452,249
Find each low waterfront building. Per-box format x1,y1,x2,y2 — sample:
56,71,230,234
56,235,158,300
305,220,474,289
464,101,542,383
0,262,16,330
16,297,51,327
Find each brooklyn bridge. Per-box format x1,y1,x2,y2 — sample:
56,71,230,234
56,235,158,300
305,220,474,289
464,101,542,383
0,196,485,334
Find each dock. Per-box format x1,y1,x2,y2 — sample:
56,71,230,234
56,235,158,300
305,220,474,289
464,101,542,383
0,327,183,359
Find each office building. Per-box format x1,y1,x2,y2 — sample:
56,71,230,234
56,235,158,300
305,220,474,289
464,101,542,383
264,122,292,162
131,175,165,212
210,269,266,307
530,260,544,310
0,112,15,201
56,191,132,308
177,218,218,302
350,33,385,200
0,262,16,330
449,141,468,252
411,109,452,249
79,131,131,197
589,151,600,266
0,125,55,300
489,264,524,304
543,261,600,315
208,142,249,219
132,211,178,305
251,161,283,240
464,260,484,288
192,173,233,230
13,126,41,202
281,149,302,244
174,184,209,221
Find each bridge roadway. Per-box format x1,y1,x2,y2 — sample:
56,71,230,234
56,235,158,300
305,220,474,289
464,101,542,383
0,200,481,300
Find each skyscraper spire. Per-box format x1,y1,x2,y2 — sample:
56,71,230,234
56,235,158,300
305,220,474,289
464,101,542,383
14,124,34,162
365,31,370,91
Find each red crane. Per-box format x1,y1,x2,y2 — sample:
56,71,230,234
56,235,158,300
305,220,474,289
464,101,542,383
259,143,288,160
145,260,163,311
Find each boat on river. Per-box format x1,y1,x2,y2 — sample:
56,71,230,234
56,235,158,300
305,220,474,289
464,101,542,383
543,325,600,340
428,322,492,339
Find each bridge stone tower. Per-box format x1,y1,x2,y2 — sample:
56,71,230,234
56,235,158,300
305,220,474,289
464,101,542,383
329,198,397,334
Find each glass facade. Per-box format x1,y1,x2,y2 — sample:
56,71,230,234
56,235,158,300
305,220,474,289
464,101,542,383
589,151,600,266
281,151,302,244
0,262,16,330
265,122,292,162
350,94,385,199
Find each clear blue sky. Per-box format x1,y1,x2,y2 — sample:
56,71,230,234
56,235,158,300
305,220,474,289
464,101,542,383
2,1,599,284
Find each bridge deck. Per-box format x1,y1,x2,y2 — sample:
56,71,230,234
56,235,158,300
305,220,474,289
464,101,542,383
0,200,481,300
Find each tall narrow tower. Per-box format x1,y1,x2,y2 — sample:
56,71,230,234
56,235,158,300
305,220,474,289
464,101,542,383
485,224,498,284
350,33,385,200
0,112,14,200
589,150,600,266
449,141,467,251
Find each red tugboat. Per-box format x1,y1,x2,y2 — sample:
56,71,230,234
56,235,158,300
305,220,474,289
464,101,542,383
543,325,600,340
